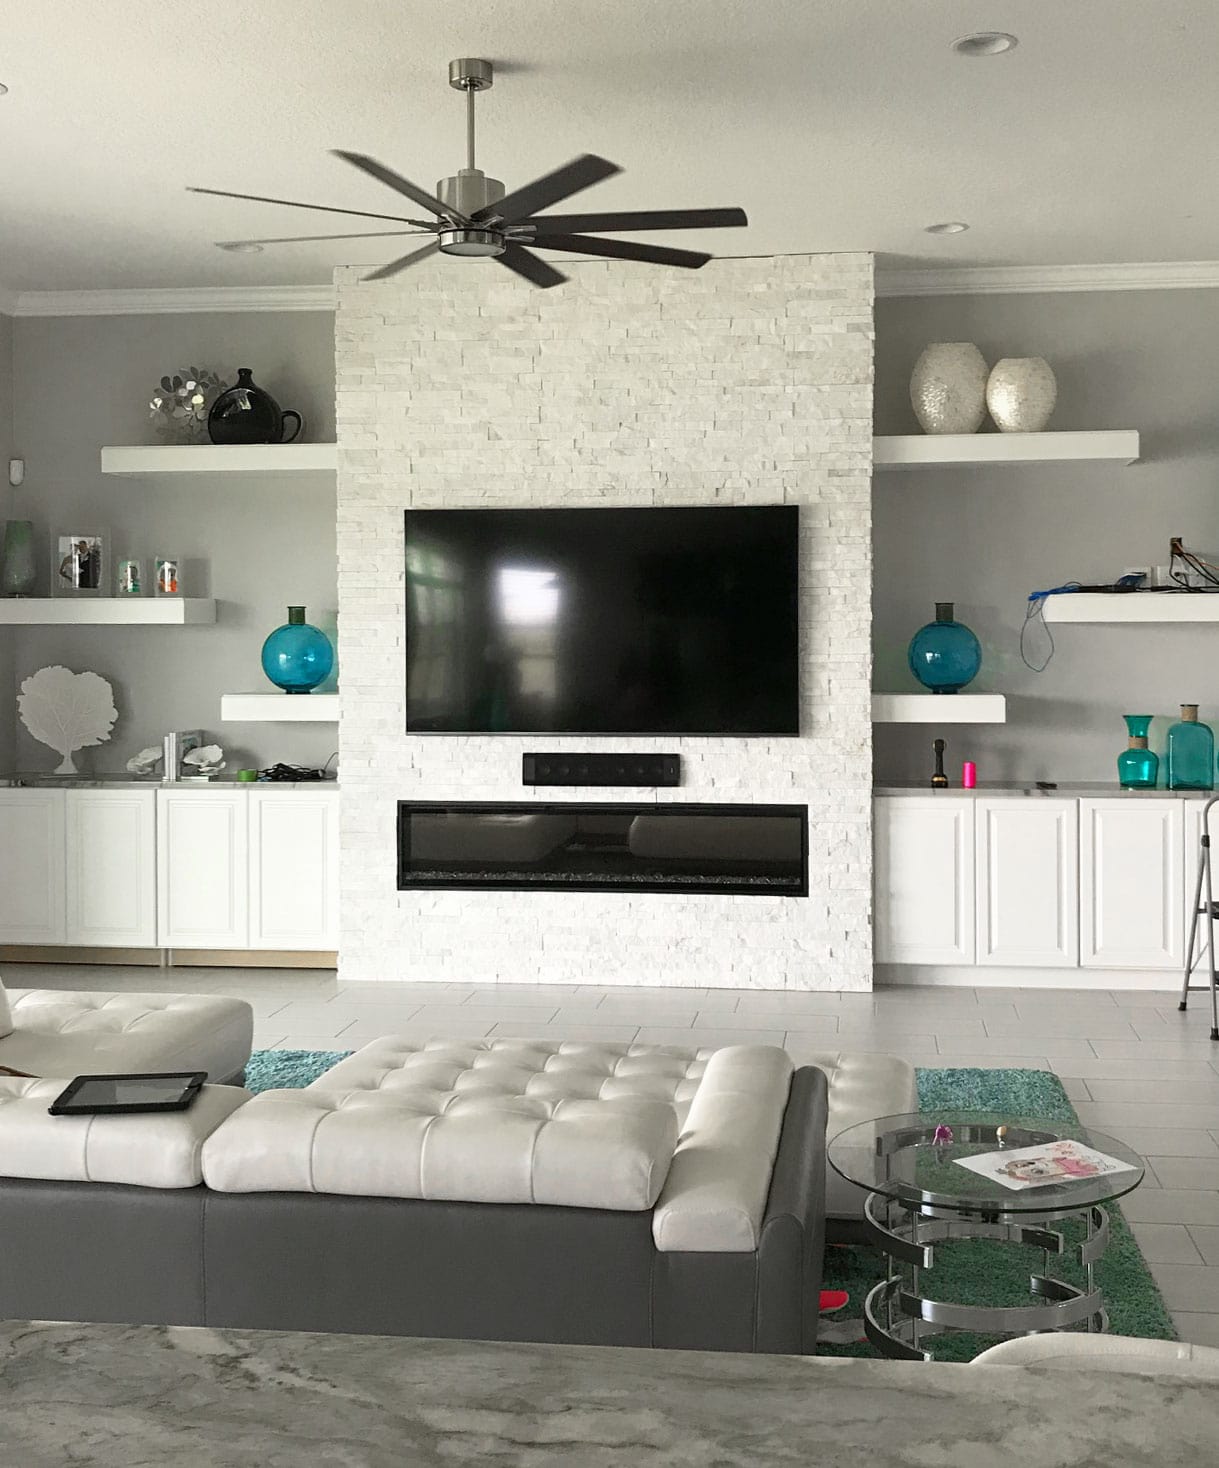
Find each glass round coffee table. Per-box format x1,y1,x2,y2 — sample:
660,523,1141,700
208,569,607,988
828,1110,1145,1362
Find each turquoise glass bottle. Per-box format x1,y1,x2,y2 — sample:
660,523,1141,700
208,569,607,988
1167,704,1214,791
260,605,334,694
1117,714,1158,789
907,602,982,694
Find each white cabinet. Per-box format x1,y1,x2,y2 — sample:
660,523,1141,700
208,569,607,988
975,799,1079,967
248,789,339,950
0,789,66,943
156,788,249,949
874,796,975,964
1080,798,1185,969
65,789,157,946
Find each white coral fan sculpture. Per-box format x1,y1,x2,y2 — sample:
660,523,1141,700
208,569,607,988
18,666,118,774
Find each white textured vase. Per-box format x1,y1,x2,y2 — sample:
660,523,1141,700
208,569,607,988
909,342,989,434
986,356,1057,432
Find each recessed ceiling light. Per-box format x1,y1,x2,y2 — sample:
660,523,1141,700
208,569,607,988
952,32,1018,57
925,221,969,235
217,241,264,254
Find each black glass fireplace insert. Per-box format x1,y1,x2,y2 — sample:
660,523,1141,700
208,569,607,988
397,801,808,896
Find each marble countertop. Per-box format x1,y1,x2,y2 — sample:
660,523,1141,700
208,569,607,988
0,1320,1214,1467
875,782,1217,800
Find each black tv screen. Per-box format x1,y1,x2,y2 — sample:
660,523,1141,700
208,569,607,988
404,504,799,735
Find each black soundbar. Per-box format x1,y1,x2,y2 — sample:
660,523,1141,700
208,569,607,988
522,753,681,787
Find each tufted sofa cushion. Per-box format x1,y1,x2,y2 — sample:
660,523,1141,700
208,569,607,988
201,1038,796,1250
0,990,254,1082
0,978,11,1041
0,1076,247,1187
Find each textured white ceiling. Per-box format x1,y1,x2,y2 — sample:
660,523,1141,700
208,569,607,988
2,1,1217,291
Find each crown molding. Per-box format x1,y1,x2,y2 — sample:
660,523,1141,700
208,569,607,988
5,284,338,317
876,259,1219,297
3,259,1219,314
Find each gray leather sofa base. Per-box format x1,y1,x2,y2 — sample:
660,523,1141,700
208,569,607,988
0,1067,828,1354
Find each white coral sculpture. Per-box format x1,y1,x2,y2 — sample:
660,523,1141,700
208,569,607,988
126,745,162,775
18,666,118,774
183,744,225,778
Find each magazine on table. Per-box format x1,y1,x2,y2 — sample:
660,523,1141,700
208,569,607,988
954,1139,1138,1191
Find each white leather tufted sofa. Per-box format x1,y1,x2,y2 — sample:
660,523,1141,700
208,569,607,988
0,980,253,1083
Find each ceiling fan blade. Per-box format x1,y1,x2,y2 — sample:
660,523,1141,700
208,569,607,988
188,185,421,226
362,240,442,282
219,229,436,247
535,233,711,269
333,151,469,224
496,245,568,289
528,207,747,235
475,155,621,226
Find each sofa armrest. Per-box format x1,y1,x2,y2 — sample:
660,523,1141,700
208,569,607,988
756,1065,829,1354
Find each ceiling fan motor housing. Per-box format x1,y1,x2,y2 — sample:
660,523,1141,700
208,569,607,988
437,168,506,255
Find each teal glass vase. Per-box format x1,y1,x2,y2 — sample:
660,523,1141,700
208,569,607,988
1117,714,1158,789
907,601,982,694
260,605,334,694
1167,704,1214,791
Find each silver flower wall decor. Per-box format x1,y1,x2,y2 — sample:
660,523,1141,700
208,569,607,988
909,343,989,434
18,666,118,774
149,367,229,443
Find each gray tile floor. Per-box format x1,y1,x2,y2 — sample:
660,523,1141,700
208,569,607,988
8,962,1219,1349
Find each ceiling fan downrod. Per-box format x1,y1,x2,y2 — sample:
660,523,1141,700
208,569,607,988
440,58,507,255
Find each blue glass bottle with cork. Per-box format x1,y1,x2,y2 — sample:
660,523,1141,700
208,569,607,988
1167,704,1214,791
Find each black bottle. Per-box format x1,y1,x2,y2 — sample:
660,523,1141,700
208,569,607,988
931,738,949,789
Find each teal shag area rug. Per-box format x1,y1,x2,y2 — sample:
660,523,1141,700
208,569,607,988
243,1051,1175,1360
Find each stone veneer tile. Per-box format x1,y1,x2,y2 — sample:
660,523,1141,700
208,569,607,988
335,254,874,990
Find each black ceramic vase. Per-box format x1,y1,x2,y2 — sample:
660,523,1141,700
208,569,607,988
208,368,303,445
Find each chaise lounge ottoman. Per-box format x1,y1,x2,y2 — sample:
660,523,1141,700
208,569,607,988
0,980,253,1084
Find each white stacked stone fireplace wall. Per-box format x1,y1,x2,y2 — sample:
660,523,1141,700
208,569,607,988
335,252,874,990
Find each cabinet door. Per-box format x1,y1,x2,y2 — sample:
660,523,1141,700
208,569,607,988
248,790,339,950
65,789,157,946
1080,799,1184,969
874,796,975,964
976,799,1079,967
0,789,65,943
156,790,249,949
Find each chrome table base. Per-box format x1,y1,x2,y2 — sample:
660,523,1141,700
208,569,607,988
861,1191,1110,1362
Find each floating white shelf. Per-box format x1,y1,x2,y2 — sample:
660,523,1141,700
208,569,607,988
872,693,1007,724
100,443,337,475
1041,593,1219,624
221,693,340,722
873,430,1139,470
0,598,216,625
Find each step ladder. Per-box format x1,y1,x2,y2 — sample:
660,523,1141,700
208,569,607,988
1181,795,1219,1041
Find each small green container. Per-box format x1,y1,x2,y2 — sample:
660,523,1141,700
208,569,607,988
236,768,259,782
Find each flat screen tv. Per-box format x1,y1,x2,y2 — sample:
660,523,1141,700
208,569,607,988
404,504,799,735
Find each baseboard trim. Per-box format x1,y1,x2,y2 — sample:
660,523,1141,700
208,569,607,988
876,962,1182,991
0,945,336,970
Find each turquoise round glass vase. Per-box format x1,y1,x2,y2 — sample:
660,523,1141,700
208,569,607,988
1167,704,1215,791
907,601,982,694
260,605,334,694
1117,714,1158,789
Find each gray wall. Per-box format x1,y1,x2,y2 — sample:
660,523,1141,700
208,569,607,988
8,311,337,774
0,314,14,769
874,289,1219,785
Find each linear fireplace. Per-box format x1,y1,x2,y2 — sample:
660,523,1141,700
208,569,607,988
397,802,808,896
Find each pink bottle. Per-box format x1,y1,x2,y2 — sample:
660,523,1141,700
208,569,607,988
962,761,977,789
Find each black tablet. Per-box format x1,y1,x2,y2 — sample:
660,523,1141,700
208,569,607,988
48,1072,207,1116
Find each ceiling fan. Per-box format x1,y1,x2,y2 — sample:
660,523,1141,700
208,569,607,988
189,58,747,289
